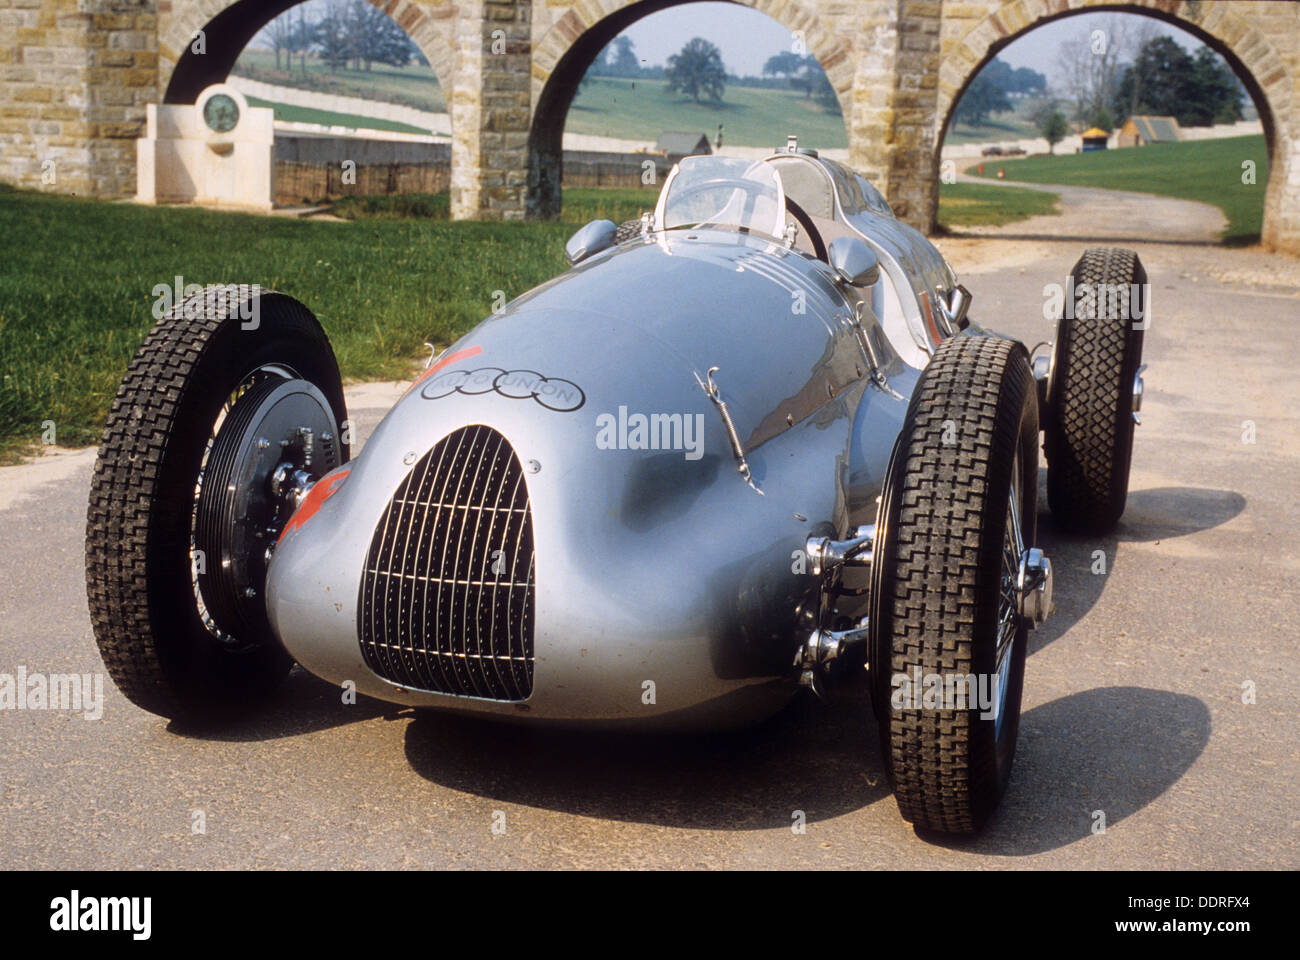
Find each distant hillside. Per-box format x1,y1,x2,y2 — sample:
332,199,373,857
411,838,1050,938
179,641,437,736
944,96,1053,145
232,48,849,150
233,48,446,112
567,76,846,149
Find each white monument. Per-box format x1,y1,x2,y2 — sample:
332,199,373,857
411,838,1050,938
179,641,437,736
136,84,274,212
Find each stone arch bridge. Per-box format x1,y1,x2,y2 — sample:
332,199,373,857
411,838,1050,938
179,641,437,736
3,0,1298,252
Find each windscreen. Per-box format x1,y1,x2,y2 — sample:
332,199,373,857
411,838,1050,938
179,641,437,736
658,156,785,239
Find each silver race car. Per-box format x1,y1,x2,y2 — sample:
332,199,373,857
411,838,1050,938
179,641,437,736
86,140,1147,833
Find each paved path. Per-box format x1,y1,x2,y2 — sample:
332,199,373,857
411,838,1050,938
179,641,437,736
954,173,1228,245
2,237,1298,869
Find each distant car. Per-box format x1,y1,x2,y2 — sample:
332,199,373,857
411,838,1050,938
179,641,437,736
981,145,1005,156
86,139,1147,834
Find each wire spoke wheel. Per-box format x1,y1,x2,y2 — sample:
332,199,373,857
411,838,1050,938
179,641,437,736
870,335,1039,834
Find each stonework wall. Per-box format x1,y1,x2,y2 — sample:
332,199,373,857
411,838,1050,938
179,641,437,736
1,0,158,197
1,0,1298,251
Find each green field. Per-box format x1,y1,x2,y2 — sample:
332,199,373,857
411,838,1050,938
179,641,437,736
234,48,446,112
244,95,433,136
236,48,849,150
943,96,1050,145
0,186,669,460
966,134,1268,244
566,76,846,148
334,184,1050,232
331,188,655,225
936,182,1060,228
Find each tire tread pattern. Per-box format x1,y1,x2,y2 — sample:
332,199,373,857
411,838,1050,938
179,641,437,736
1045,247,1145,533
876,334,1037,833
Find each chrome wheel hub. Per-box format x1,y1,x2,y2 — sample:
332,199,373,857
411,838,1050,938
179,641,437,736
1017,547,1053,626
191,373,341,648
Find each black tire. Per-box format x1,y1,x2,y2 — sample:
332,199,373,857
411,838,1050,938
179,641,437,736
1045,247,1146,534
869,335,1039,834
85,286,348,720
614,218,644,244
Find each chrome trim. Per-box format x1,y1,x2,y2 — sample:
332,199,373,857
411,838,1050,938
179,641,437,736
1133,363,1147,425
944,283,972,330
357,425,535,701
1016,548,1053,628
805,524,875,577
798,616,870,697
696,365,763,495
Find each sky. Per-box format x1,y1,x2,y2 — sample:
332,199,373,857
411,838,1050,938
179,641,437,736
616,5,1206,85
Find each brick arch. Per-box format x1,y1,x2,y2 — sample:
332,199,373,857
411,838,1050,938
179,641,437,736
526,0,854,219
935,0,1296,245
158,0,455,114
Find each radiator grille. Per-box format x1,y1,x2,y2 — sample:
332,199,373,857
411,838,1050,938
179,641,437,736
359,425,535,700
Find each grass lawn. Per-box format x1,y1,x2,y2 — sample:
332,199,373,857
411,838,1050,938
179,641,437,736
965,134,1268,244
937,181,1059,228
0,185,588,460
0,185,667,460
244,95,433,136
331,188,656,226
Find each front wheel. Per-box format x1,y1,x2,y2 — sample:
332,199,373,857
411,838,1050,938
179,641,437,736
85,286,348,720
870,335,1043,834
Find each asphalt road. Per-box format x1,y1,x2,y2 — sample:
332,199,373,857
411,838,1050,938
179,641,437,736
955,173,1228,245
2,228,1298,869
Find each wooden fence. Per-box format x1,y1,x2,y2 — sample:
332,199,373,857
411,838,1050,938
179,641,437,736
275,161,450,206
272,136,670,205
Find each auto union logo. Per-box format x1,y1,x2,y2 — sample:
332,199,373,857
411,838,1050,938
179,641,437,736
420,367,586,412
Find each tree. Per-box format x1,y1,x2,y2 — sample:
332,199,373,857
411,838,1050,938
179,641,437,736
764,51,818,96
1110,35,1190,122
261,13,294,71
314,1,353,74
292,5,314,78
1038,108,1069,154
666,37,726,105
813,71,840,115
1010,65,1047,96
1190,47,1244,125
763,51,804,84
1110,35,1244,127
1058,15,1157,127
346,1,416,72
598,36,640,78
954,73,1012,126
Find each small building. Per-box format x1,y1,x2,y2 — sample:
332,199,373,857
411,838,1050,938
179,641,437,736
1080,127,1110,152
655,131,712,160
1117,115,1181,147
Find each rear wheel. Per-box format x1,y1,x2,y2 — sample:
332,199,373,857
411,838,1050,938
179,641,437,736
1045,247,1146,534
870,335,1040,834
85,286,348,720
